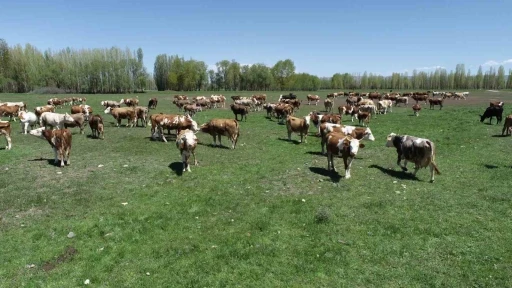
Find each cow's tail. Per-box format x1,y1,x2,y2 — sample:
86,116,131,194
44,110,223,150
427,140,441,175
233,119,240,148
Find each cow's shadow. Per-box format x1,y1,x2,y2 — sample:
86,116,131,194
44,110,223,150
168,162,184,176
483,164,500,169
306,151,324,156
369,164,418,180
28,158,63,166
309,167,342,183
277,138,302,145
491,134,508,138
198,142,230,149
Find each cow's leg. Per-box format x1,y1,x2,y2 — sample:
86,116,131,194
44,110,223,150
327,152,332,171
303,132,307,144
429,163,435,182
397,154,407,171
192,151,197,166
344,156,353,179
52,147,59,165
66,148,71,166
4,133,12,150
212,135,217,146
287,129,292,141
23,122,29,134
116,119,121,127
218,135,223,147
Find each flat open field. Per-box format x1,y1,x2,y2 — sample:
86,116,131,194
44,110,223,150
1,90,511,287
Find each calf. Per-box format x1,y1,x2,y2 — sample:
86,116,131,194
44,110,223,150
200,118,239,149
89,114,104,139
0,121,12,150
286,115,311,143
412,104,421,116
502,114,512,136
429,98,443,110
324,99,333,113
230,104,249,122
176,129,198,172
385,133,440,182
64,113,87,134
357,111,371,127
104,107,137,127
18,111,38,134
480,106,503,125
40,112,76,129
0,105,20,121
148,98,158,109
326,133,365,179
29,128,72,167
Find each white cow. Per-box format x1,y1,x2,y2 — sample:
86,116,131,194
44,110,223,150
39,112,75,129
18,111,38,134
377,100,393,114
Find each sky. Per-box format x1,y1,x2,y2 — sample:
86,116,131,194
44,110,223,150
1,0,511,77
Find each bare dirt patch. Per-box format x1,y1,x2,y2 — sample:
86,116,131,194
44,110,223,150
42,246,77,272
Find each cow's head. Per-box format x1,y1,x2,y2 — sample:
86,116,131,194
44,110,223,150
29,127,46,138
120,99,125,104
364,128,375,141
104,107,112,114
186,114,199,132
199,122,210,133
385,133,397,147
341,137,365,157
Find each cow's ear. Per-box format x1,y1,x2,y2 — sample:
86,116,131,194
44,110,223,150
359,143,365,148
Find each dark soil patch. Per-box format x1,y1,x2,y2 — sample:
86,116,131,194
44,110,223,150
42,246,77,272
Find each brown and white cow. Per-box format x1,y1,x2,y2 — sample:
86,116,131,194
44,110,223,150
0,104,20,121
104,107,137,127
120,97,139,107
184,104,202,117
210,95,227,108
0,121,12,150
357,111,371,127
0,101,26,112
200,118,239,149
101,100,121,108
324,98,333,113
377,100,393,114
89,114,104,139
286,115,310,143
412,104,421,116
307,94,320,105
385,133,440,182
489,101,504,108
319,123,375,154
63,113,87,134
338,105,358,122
34,105,55,120
176,129,198,172
148,97,158,109
326,133,365,179
274,104,294,123
252,94,267,104
395,96,409,106
29,127,72,167
134,106,149,127
502,114,512,136
174,95,188,101
309,112,342,135
150,114,199,142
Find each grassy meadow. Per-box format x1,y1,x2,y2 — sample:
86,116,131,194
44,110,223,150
0,90,511,287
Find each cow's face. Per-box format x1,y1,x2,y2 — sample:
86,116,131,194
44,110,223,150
385,133,397,147
199,123,210,133
104,107,112,114
364,128,375,141
64,113,75,123
342,137,364,157
29,127,46,138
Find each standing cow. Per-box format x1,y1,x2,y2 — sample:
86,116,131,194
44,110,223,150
0,121,12,150
29,128,72,167
200,119,240,149
176,129,198,172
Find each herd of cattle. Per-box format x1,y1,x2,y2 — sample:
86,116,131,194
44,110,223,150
0,90,510,181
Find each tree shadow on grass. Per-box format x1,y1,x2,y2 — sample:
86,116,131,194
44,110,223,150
277,138,302,145
309,167,342,183
368,164,418,181
168,162,184,176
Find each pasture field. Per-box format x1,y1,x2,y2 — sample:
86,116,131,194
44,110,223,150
1,90,511,287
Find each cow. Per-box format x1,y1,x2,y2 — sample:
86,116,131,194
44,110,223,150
150,114,199,142
309,112,342,134
377,100,393,114
489,101,504,108
134,106,148,127
357,111,371,127
0,101,27,112
174,95,188,101
263,103,277,118
338,105,358,122
325,133,365,179
104,107,137,127
346,96,358,106
70,105,92,120
235,98,256,111
319,123,375,154
231,95,241,101
89,114,104,139
200,118,239,149
429,98,443,110
29,128,72,167
480,106,503,125
359,103,377,119
64,113,87,134
148,98,158,109
385,133,440,182
0,105,20,121
412,94,429,104
285,115,310,143
34,105,55,120
101,100,121,108
282,99,301,111
0,121,12,150
195,99,211,110
395,96,409,107
173,99,191,111
210,95,227,108
368,92,382,101
39,112,76,129
230,104,249,122
501,114,512,136
184,104,201,117
176,129,198,172
120,97,139,107
412,104,421,116
278,93,297,101
252,94,267,104
18,111,38,134
274,104,294,123
48,98,63,108
324,99,333,113
307,94,320,105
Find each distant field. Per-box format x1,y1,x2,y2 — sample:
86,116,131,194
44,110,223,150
1,90,511,287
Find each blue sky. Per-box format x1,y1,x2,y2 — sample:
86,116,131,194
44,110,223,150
1,0,511,77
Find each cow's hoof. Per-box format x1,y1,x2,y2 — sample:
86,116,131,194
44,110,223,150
430,180,435,183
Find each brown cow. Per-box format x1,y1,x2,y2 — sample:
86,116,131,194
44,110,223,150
34,105,55,120
490,101,504,108
428,98,443,110
412,104,421,116
502,114,512,136
0,105,20,121
230,104,249,122
64,113,87,134
184,104,201,117
134,106,148,127
104,107,137,127
148,98,158,109
174,95,188,101
286,115,310,143
357,111,371,127
0,121,12,150
29,128,72,167
368,92,382,101
325,132,365,179
89,114,104,139
319,123,375,154
120,98,139,107
200,118,240,149
338,105,358,122
412,94,429,104
173,99,191,111
307,94,320,105
274,104,294,123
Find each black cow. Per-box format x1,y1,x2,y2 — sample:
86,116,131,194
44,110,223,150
480,106,503,124
230,104,249,121
279,93,297,100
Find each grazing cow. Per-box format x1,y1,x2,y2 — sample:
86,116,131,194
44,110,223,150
134,106,148,127
184,104,201,117
148,98,158,109
230,104,249,122
39,112,75,129
368,92,382,101
34,105,55,120
150,114,199,142
174,95,188,101
357,111,371,127
307,94,320,105
395,96,409,106
502,115,512,136
64,113,87,134
338,105,358,122
480,106,503,125
377,100,393,114
120,98,139,107
412,104,421,116
18,111,38,134
325,133,365,179
0,105,20,121
429,98,443,110
101,100,121,108
176,129,198,172
29,128,72,167
0,101,26,112
324,99,333,113
286,115,310,143
385,133,440,182
200,118,239,149
263,103,277,118
412,94,429,104
89,114,104,139
489,101,504,108
346,96,358,106
48,98,64,108
104,107,137,127
231,95,241,101
173,99,191,111
0,121,12,150
274,104,295,123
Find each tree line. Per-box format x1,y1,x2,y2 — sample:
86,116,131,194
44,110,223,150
1,38,512,93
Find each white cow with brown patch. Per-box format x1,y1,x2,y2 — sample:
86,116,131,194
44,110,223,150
176,129,198,172
29,127,72,167
0,121,12,150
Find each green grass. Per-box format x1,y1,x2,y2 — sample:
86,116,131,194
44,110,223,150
1,90,511,287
